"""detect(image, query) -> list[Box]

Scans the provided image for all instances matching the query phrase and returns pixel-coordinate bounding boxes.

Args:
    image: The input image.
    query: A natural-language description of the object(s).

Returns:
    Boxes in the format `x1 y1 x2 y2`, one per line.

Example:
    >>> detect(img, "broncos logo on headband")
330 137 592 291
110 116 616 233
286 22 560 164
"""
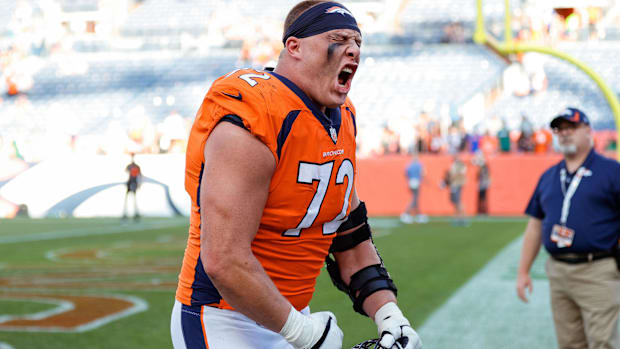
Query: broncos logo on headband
325 6 354 17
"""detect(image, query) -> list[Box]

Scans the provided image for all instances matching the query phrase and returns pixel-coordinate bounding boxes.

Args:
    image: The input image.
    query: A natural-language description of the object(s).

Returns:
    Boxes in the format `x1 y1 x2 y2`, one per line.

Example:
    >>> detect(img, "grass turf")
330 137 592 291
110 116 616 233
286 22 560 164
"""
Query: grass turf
0 217 524 348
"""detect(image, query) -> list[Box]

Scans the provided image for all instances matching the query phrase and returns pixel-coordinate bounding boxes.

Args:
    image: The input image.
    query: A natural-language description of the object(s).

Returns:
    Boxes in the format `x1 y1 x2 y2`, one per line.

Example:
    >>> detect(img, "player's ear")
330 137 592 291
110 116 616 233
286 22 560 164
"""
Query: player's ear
284 37 302 59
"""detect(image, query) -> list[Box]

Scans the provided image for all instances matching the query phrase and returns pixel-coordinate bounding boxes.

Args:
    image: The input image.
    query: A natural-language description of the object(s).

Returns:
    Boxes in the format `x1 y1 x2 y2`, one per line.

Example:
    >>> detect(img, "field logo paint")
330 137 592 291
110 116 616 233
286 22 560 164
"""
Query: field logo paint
0 294 148 332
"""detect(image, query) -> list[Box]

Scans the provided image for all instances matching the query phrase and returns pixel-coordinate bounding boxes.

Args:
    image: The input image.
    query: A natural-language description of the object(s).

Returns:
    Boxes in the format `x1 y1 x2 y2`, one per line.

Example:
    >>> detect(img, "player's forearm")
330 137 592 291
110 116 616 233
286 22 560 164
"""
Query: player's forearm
202 250 291 333
334 239 380 284
518 220 543 275
361 289 397 320
334 239 396 318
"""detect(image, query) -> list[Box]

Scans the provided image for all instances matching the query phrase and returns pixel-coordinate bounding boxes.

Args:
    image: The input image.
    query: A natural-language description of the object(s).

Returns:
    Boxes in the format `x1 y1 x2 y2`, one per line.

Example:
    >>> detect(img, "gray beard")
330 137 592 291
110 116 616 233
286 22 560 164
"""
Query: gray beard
557 144 577 155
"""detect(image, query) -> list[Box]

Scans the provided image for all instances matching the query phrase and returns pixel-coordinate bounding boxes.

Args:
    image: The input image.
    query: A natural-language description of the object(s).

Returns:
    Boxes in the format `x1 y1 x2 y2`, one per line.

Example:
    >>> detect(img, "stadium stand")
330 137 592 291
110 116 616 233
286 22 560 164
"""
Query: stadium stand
121 0 213 36
561 42 620 92
0 0 619 163
399 0 520 43
350 44 506 129
1 50 238 138
0 0 16 35
57 0 98 12
486 44 620 131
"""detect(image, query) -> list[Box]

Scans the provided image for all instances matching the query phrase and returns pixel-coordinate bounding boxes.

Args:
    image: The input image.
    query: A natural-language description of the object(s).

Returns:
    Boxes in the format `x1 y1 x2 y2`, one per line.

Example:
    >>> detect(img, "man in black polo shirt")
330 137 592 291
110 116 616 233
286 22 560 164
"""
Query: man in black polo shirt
516 107 620 349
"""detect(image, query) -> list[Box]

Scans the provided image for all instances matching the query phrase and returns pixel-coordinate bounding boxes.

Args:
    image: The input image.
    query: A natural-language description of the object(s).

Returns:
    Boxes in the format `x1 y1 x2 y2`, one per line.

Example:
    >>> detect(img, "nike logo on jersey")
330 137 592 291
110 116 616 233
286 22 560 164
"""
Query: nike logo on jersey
222 91 242 101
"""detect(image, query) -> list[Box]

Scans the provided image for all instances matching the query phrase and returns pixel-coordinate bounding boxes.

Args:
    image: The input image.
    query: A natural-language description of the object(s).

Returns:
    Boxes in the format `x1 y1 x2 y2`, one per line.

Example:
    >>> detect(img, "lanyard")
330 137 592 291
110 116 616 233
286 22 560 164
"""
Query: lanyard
559 167 586 226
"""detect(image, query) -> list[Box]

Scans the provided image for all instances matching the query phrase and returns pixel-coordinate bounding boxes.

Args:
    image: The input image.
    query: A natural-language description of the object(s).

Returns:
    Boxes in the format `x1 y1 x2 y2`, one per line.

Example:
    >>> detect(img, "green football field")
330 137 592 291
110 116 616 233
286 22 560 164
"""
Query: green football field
0 216 526 348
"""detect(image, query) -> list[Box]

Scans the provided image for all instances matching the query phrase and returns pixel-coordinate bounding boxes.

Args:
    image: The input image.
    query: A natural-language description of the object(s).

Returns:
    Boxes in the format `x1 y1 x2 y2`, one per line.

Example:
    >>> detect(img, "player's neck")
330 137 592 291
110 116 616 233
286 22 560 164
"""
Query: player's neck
564 146 591 173
273 64 326 113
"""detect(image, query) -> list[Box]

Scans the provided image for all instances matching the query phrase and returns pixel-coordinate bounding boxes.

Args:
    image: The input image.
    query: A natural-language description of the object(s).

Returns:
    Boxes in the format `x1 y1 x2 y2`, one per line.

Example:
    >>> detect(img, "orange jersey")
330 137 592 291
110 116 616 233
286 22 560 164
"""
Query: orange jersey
176 69 358 311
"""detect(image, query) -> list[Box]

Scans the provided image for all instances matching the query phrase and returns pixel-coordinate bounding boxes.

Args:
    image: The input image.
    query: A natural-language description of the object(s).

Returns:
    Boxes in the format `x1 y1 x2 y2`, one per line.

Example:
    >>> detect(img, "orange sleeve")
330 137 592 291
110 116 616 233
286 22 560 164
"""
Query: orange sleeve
199 71 279 162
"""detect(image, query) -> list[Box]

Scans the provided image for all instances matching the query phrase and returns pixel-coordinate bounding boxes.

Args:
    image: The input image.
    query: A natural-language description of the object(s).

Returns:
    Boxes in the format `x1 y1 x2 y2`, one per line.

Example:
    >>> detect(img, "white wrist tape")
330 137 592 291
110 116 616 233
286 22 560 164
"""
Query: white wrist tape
374 302 404 326
279 306 312 348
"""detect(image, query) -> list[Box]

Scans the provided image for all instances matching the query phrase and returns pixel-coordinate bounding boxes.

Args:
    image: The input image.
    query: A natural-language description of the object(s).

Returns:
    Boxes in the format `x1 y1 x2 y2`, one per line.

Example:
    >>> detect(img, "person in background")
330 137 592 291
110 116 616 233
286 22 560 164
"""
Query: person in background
472 151 490 215
444 153 467 226
533 126 552 154
516 107 620 349
518 114 535 152
497 121 511 153
401 153 427 224
122 153 142 221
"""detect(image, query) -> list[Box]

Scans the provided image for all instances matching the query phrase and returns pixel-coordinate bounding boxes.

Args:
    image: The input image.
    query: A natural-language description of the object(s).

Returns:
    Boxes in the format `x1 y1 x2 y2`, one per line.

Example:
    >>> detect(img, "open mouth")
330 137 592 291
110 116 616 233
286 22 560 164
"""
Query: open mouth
337 64 357 87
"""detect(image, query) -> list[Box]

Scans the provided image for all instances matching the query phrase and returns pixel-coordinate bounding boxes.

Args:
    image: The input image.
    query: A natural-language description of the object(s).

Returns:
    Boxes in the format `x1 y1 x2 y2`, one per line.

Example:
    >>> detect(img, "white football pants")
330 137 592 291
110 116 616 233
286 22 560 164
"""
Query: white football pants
170 300 309 349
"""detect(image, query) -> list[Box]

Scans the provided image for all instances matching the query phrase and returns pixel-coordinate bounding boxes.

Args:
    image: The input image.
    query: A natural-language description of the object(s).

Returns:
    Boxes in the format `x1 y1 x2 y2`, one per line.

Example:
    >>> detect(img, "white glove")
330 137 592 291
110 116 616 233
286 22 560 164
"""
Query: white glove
279 306 343 349
374 302 422 349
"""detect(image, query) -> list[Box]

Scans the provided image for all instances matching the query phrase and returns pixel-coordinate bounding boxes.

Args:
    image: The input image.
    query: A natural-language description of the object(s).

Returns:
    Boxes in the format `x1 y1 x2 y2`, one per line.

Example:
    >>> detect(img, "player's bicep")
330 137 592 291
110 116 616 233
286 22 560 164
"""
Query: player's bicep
200 121 276 255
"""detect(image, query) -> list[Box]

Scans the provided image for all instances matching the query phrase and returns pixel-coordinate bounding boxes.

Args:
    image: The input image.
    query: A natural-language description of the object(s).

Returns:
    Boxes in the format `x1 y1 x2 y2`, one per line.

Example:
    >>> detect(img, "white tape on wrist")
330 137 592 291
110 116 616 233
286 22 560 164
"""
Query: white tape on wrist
279 306 312 348
374 302 403 326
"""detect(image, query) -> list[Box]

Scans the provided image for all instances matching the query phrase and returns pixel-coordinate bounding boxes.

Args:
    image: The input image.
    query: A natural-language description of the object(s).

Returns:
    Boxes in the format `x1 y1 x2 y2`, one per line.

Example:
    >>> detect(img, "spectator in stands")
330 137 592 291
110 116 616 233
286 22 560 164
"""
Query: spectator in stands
497 121 511 153
429 123 443 154
441 22 465 43
533 126 552 154
122 153 142 221
401 153 427 224
520 114 534 137
518 115 535 152
415 120 429 153
479 130 498 155
468 127 481 154
516 107 620 349
605 138 617 152
446 125 462 154
457 123 468 152
517 131 535 152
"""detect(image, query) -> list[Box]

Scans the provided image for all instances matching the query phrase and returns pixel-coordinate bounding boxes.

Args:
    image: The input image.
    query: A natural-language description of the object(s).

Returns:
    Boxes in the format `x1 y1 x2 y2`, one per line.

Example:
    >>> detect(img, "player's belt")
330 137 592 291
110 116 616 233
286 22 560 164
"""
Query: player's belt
551 250 613 264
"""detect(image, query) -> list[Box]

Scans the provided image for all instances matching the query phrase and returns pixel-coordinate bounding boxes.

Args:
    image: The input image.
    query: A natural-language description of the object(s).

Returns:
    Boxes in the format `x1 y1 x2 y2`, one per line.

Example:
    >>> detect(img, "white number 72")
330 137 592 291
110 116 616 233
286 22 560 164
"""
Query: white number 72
283 160 354 237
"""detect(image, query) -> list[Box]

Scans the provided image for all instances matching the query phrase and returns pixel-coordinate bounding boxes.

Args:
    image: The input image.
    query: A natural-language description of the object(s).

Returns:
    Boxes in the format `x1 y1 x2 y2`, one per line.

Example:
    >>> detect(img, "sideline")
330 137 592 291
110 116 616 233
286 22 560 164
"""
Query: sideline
418 236 556 348
0 217 188 244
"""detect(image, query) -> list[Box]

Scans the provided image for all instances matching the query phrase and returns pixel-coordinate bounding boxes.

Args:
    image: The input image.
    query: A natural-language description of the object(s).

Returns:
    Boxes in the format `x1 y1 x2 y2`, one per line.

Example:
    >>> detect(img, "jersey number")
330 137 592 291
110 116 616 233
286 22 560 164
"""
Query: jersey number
225 69 271 87
239 73 270 87
283 159 354 237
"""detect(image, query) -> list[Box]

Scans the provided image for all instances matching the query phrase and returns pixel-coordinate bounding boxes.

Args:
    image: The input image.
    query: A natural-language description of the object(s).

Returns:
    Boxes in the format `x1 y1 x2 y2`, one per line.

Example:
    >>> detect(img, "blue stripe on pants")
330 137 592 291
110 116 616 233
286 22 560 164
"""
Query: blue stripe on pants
181 304 207 349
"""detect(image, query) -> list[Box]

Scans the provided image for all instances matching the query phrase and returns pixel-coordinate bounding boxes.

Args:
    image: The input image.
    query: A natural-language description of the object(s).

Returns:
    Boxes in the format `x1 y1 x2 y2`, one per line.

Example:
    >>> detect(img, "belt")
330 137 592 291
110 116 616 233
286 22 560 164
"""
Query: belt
551 251 614 264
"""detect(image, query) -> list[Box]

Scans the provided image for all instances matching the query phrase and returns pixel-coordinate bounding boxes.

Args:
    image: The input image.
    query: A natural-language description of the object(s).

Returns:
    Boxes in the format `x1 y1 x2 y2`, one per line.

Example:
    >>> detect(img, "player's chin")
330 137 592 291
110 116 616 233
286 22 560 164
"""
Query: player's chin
325 88 348 107
324 95 347 109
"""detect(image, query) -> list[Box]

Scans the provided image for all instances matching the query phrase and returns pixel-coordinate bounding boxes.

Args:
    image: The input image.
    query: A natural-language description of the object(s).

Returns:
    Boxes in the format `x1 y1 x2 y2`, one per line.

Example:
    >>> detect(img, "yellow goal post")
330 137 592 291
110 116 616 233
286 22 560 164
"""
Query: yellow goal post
474 0 620 159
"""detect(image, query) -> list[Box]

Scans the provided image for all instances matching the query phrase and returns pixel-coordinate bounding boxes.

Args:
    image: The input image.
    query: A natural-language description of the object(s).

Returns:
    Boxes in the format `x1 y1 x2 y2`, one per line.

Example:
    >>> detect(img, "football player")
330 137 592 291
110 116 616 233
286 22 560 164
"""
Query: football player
171 1 422 348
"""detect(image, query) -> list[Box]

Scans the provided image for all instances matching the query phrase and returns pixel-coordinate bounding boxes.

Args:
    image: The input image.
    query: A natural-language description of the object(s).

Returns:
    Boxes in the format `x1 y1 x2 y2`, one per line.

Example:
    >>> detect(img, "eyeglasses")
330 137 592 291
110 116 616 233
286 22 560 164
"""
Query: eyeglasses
552 123 583 134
